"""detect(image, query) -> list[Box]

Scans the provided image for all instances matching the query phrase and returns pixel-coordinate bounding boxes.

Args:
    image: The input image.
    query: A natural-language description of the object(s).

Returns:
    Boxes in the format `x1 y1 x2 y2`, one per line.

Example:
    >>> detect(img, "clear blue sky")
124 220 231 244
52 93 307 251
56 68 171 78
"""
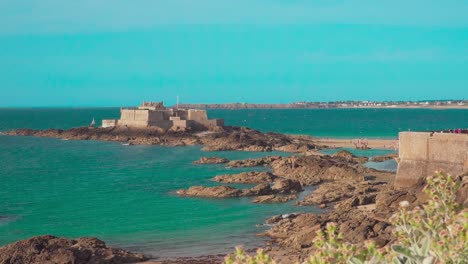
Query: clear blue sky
0 0 467 106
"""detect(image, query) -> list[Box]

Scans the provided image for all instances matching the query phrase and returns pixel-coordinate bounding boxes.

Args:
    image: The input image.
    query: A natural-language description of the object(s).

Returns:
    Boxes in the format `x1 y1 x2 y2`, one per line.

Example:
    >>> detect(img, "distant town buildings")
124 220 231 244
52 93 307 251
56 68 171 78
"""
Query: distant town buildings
102 102 224 131
177 100 467 109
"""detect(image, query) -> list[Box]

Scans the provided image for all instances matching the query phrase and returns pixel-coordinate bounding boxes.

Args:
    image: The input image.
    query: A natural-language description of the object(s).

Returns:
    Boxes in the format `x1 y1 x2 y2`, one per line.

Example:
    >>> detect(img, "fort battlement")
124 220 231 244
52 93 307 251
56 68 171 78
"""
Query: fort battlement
395 132 468 188
102 102 224 131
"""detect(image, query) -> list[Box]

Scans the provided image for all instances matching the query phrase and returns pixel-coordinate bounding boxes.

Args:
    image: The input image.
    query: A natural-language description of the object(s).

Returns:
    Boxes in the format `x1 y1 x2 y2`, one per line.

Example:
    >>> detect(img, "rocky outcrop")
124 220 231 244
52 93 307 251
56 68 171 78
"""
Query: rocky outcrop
218 154 393 187
0 235 146 264
226 156 282 168
6 127 201 147
295 181 386 208
211 171 277 184
6 126 323 154
199 127 321 153
176 186 243 198
193 157 229 164
263 204 395 253
252 195 298 204
274 144 316 153
272 179 303 194
200 127 289 152
261 178 438 257
177 178 303 199
243 183 273 196
371 154 398 162
270 155 365 186
332 150 369 163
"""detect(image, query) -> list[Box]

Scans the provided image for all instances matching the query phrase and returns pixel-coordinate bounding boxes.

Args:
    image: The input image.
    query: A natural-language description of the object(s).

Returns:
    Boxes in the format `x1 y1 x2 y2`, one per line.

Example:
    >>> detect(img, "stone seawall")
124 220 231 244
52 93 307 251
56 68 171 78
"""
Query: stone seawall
395 132 468 188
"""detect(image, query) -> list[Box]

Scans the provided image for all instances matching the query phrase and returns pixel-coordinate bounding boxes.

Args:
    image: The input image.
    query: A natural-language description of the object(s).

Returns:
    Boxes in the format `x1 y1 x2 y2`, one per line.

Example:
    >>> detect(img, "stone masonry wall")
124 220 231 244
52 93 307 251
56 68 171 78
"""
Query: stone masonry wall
395 132 468 188
102 119 117 128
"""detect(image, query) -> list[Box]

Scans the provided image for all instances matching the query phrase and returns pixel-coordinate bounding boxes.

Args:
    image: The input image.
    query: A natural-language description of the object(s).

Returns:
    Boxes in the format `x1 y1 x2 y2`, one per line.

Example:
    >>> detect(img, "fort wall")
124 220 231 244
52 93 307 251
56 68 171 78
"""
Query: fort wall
102 119 117 128
395 132 468 188
101 102 224 130
188 110 209 123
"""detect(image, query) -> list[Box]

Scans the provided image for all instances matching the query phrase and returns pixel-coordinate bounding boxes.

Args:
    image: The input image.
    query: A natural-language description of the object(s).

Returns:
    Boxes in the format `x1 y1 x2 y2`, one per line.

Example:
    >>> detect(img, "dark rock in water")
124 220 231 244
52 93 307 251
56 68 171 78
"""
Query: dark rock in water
332 150 369 163
176 186 243 198
176 178 303 199
0 235 147 264
243 183 273 196
371 154 398 162
193 157 229 164
211 171 277 184
226 156 282 168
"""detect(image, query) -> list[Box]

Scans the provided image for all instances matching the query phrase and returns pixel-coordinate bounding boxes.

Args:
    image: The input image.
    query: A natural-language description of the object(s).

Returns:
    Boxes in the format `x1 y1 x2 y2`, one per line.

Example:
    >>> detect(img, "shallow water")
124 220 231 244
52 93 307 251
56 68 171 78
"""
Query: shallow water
0 108 465 256
0 135 318 256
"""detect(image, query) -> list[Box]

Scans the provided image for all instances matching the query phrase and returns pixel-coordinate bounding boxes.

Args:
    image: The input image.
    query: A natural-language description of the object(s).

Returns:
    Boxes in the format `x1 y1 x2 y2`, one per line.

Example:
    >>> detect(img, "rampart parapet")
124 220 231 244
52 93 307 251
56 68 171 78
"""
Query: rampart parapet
395 132 468 188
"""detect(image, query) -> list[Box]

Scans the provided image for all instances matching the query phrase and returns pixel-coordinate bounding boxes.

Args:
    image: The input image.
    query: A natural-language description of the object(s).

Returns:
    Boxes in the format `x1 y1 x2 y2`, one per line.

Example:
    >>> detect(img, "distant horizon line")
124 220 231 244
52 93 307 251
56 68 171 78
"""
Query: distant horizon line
0 99 466 108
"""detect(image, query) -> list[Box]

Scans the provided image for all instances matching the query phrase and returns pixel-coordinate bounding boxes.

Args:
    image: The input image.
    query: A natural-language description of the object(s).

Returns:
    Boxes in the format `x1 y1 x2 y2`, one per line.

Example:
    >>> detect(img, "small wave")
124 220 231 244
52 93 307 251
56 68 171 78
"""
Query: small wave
0 215 19 226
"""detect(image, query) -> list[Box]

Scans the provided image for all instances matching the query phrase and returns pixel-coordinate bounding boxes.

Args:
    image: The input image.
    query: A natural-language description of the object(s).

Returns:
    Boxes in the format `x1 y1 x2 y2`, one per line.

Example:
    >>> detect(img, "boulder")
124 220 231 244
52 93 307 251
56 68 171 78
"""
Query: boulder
332 150 369 163
243 183 273 196
211 171 277 184
226 156 282 168
272 179 303 194
176 186 243 198
200 127 293 152
371 154 398 162
193 157 229 164
0 235 146 264
296 181 386 207
270 155 365 186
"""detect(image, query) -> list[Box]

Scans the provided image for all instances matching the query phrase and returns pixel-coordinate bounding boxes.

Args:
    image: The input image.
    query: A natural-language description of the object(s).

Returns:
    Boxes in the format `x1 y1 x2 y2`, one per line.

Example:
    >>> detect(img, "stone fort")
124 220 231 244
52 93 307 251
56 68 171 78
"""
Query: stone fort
395 132 468 188
102 101 224 130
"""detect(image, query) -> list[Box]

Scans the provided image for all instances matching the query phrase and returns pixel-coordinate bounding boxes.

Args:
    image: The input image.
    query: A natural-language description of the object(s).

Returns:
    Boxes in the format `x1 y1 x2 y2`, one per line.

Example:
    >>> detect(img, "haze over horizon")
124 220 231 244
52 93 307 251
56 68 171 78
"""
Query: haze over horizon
1 1 467 107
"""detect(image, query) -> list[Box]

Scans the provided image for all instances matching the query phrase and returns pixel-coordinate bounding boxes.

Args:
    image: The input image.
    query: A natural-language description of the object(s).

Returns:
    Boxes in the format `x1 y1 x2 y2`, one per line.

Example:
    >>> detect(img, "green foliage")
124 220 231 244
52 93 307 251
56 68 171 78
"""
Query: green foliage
305 223 385 264
225 246 276 264
390 172 467 264
225 172 467 264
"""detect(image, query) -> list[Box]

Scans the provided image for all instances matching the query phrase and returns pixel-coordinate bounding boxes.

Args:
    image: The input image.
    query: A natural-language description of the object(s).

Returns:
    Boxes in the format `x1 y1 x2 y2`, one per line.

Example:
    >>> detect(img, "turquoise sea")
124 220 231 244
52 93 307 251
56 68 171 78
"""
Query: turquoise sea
0 108 466 138
0 108 466 257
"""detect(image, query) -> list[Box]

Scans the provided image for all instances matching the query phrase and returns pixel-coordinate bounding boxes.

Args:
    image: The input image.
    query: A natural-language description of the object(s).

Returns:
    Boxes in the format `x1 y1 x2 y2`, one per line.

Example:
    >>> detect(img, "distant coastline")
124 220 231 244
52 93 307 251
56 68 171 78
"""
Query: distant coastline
176 101 468 110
